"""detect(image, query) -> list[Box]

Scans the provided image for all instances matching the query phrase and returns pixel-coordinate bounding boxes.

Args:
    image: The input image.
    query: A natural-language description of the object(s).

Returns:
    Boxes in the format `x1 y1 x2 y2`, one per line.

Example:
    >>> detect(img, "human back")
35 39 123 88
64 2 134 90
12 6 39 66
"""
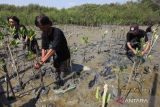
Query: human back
126 28 147 51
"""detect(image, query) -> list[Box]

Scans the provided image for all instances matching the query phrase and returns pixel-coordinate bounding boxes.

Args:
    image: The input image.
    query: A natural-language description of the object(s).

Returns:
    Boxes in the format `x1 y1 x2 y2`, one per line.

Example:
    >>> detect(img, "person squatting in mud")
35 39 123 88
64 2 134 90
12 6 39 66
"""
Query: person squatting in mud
7 16 39 53
125 24 150 63
34 15 71 89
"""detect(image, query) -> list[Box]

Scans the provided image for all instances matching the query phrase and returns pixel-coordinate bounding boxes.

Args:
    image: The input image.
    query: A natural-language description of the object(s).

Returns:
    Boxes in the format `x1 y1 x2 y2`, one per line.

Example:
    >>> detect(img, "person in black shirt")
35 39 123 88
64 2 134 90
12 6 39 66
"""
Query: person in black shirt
125 24 150 62
7 16 39 53
34 15 70 86
8 16 27 40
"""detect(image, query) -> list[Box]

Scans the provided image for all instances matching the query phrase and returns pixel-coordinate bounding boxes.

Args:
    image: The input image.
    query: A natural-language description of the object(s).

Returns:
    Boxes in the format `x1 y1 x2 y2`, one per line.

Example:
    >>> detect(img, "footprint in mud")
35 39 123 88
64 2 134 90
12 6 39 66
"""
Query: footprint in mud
80 71 90 80
100 66 112 77
88 73 99 89
105 74 116 80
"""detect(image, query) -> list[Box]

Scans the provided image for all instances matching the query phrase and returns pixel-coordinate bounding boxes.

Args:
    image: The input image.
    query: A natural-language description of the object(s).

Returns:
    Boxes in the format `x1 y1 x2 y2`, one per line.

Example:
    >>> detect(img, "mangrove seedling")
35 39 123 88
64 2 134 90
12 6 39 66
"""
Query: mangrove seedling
81 36 89 62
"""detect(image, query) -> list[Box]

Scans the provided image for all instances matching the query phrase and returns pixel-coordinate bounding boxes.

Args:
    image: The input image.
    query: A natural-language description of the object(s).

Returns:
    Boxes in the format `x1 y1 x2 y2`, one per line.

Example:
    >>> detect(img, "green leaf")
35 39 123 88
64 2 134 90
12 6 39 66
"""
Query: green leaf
9 27 16 36
106 93 111 103
10 39 20 47
81 36 89 44
0 59 4 65
95 87 100 100
135 48 141 56
19 27 27 37
26 51 36 61
27 29 36 41
0 32 4 40
147 55 154 60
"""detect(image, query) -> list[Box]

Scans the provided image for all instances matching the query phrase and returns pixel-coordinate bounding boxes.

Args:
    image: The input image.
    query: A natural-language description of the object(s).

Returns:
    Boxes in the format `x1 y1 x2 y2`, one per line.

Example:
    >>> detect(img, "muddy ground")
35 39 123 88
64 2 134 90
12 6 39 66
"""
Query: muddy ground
0 25 160 107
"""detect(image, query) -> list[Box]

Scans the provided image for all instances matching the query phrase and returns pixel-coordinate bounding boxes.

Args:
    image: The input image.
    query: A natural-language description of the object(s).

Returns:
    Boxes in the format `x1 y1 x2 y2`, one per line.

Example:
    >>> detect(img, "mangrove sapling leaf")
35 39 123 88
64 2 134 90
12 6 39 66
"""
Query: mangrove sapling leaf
0 32 4 40
25 28 37 52
147 55 154 63
1 27 8 36
143 44 146 49
10 39 20 47
119 65 127 72
20 27 26 35
0 42 3 49
27 29 36 41
0 22 25 89
26 51 36 61
18 27 27 38
134 37 146 57
135 48 141 56
0 27 6 48
0 21 10 34
70 47 78 55
80 36 89 62
8 26 17 36
80 36 89 45
0 59 5 66
106 93 111 103
140 37 145 49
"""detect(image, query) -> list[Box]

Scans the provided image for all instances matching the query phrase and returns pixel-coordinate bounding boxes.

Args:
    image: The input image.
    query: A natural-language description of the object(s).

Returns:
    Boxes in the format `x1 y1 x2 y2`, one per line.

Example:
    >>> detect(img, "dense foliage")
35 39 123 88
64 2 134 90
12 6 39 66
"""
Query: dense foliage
0 0 159 25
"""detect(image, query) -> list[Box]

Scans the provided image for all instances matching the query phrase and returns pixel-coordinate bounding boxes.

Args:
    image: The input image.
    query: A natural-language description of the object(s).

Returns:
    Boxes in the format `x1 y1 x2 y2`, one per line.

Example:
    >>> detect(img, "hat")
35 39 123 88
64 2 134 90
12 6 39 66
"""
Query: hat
129 24 139 34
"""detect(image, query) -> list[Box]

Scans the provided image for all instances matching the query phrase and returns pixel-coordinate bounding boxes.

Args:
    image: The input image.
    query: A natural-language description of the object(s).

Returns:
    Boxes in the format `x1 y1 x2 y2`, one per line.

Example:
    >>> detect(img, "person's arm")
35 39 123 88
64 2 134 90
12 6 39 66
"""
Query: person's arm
126 32 136 54
141 41 150 55
41 49 55 63
41 49 47 60
41 28 62 63
40 34 48 64
127 42 137 54
141 31 150 55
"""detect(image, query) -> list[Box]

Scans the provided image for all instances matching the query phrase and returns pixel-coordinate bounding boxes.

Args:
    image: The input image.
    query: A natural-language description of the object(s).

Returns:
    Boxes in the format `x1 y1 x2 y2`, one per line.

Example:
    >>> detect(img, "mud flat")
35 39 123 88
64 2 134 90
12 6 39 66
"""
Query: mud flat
0 25 160 107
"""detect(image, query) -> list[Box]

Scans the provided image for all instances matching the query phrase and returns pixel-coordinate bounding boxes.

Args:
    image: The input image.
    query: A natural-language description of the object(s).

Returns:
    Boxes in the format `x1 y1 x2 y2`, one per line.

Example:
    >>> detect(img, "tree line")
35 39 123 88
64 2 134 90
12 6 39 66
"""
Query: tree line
0 0 159 26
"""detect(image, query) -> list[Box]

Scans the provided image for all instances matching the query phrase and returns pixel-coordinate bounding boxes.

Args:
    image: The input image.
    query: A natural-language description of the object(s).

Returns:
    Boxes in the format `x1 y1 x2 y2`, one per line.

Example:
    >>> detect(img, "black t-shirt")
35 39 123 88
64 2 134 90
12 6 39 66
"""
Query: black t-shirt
126 29 148 50
41 27 70 62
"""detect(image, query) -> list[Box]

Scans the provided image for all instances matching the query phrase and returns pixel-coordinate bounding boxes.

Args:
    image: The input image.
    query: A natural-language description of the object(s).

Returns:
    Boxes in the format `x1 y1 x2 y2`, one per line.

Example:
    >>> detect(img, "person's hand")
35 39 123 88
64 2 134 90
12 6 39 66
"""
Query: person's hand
34 61 43 69
141 51 145 56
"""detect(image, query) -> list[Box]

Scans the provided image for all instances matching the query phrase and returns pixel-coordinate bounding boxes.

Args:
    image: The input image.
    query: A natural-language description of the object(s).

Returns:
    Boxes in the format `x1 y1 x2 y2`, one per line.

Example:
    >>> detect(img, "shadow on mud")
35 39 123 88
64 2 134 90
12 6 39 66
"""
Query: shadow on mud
148 72 159 107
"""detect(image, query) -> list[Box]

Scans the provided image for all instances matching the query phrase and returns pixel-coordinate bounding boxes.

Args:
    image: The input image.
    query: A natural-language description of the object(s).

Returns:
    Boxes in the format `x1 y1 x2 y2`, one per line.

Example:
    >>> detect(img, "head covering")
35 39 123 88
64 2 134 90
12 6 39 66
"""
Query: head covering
129 24 139 34
35 14 52 26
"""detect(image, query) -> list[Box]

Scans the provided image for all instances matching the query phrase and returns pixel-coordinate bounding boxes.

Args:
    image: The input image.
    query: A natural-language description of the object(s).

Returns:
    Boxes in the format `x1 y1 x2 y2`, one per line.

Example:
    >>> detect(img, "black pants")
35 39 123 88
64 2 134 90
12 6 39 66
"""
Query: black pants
54 59 70 80
126 50 135 63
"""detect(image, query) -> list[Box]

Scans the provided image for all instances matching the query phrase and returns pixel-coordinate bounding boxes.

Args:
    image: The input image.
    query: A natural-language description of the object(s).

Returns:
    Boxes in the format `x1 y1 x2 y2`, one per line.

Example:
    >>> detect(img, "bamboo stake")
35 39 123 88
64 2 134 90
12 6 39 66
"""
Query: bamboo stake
102 84 108 107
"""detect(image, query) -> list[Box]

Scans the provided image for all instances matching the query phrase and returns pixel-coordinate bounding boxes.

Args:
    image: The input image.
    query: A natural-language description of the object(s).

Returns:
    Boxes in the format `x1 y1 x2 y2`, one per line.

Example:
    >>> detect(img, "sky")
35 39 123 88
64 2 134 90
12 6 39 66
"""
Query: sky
0 0 137 9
